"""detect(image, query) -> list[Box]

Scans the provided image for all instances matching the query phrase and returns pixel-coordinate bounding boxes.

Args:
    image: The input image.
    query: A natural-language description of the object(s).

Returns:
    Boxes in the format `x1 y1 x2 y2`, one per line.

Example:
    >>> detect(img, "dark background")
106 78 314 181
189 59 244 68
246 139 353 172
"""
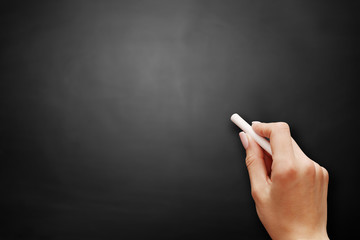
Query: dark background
1 0 358 239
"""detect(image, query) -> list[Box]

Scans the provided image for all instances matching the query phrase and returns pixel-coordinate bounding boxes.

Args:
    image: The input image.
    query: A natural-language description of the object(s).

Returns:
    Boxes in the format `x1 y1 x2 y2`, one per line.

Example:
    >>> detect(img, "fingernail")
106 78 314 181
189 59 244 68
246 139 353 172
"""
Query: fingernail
252 121 261 126
239 132 249 149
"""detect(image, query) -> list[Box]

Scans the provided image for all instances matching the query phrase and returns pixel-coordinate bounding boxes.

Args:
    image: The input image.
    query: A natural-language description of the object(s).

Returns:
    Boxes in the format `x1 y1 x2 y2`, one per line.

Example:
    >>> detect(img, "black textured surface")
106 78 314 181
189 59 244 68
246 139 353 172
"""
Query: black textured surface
1 1 358 239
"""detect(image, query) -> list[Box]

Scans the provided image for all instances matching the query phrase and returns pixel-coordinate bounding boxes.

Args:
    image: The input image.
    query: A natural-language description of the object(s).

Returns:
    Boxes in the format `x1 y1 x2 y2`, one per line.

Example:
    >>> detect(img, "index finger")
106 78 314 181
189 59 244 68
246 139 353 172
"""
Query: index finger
251 122 295 163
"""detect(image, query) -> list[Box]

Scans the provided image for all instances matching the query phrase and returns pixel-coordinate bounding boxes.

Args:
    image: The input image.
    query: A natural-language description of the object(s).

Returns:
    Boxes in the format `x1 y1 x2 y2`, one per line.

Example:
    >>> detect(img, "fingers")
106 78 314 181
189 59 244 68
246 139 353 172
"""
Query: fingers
252 122 295 164
240 132 269 192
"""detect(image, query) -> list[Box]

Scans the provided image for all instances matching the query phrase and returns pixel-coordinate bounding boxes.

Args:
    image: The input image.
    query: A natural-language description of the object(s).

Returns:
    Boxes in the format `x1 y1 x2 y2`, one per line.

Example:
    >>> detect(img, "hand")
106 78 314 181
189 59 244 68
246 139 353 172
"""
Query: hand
239 122 329 240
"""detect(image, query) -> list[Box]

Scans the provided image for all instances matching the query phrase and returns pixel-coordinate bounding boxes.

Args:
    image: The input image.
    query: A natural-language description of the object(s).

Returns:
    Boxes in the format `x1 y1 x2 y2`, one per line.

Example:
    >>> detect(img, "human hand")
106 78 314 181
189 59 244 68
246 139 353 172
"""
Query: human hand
239 122 329 240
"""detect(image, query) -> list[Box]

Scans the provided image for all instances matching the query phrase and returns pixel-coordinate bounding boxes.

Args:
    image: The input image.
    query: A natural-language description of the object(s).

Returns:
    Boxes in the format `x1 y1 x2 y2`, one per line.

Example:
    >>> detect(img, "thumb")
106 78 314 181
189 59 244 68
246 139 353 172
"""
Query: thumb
239 132 268 192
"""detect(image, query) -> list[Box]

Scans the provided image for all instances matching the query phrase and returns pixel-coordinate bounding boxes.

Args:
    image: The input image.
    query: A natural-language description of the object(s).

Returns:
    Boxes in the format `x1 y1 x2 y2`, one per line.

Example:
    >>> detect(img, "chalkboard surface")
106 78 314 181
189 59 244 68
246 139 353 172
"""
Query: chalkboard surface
1 1 358 239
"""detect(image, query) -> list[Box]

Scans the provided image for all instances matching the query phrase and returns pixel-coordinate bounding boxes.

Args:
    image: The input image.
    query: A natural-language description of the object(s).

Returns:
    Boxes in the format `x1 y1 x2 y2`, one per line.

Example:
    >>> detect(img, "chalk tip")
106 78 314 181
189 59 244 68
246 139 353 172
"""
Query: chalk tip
230 113 239 122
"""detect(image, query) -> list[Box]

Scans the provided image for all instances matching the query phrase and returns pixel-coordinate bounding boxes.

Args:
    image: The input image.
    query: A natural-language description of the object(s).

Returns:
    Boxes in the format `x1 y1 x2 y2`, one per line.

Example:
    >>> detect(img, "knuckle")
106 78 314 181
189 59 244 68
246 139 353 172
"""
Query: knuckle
322 167 329 182
274 163 298 181
283 165 297 178
274 122 290 132
251 187 263 202
245 153 257 169
303 161 316 177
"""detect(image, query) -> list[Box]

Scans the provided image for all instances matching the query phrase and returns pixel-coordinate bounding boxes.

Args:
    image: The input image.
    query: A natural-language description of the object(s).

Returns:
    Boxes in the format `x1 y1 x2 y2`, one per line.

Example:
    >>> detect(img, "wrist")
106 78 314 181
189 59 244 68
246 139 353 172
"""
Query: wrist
273 228 329 240
279 232 329 240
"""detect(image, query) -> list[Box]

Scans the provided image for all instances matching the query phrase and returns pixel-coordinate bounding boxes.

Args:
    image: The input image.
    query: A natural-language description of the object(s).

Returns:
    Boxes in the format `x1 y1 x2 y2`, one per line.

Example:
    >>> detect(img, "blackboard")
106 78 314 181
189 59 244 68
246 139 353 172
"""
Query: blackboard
1 1 358 239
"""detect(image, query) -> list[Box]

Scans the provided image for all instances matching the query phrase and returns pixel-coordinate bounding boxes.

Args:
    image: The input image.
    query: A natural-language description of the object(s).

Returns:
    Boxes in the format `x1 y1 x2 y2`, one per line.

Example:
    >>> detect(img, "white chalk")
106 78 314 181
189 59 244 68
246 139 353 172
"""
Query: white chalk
230 113 272 155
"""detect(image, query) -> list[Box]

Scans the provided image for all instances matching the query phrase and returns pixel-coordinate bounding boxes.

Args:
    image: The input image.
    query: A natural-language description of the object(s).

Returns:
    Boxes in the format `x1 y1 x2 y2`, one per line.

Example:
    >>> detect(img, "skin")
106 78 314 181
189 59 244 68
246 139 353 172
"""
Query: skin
239 122 329 240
